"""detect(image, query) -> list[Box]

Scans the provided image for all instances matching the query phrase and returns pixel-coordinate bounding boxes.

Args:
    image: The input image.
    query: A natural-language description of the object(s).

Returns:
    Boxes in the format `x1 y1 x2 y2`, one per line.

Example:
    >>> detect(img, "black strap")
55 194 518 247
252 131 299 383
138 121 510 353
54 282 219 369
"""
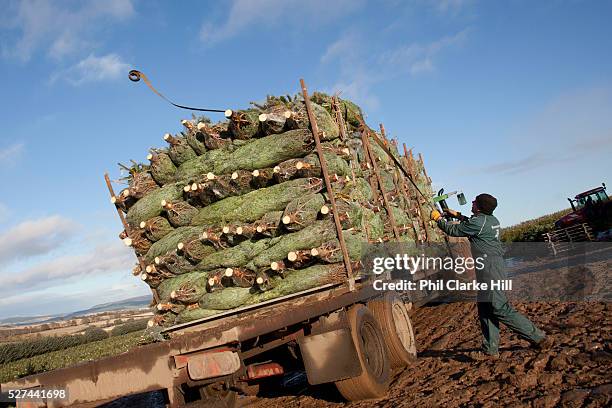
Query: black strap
128 70 226 113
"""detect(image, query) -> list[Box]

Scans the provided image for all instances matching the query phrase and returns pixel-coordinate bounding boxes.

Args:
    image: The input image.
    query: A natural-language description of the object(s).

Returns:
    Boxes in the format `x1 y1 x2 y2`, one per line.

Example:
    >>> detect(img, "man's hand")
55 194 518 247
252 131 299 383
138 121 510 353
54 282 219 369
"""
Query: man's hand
444 208 460 218
430 209 442 221
444 208 469 221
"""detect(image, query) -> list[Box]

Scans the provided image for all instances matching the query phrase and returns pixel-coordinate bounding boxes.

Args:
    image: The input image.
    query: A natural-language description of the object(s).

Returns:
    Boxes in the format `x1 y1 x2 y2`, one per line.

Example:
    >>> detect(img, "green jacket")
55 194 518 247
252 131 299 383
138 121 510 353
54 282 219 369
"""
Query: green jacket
437 213 505 297
437 213 503 258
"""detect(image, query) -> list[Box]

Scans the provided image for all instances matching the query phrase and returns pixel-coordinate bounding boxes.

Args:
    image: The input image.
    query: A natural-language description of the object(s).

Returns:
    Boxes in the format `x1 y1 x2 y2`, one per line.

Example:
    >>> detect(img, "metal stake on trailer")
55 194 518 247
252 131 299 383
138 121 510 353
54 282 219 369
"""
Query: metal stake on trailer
300 79 355 291
104 173 160 303
331 96 370 242
379 123 420 242
360 130 401 240
331 96 358 185
402 144 428 242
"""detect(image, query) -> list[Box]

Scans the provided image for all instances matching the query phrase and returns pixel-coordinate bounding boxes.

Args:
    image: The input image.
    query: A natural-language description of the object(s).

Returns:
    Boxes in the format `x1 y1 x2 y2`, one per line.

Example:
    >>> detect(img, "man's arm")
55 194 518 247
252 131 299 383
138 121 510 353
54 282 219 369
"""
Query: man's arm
436 216 483 238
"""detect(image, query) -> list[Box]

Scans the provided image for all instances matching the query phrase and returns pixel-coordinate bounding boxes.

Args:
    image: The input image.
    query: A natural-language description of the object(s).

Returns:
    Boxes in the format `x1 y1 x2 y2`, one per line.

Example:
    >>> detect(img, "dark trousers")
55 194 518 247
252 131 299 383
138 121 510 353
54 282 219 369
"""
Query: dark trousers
477 298 545 354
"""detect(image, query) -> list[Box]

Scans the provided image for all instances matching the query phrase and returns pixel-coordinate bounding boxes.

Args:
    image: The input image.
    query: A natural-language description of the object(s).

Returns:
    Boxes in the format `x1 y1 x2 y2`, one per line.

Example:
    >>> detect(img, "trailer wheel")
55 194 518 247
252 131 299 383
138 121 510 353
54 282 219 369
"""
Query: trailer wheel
197 382 237 408
335 304 391 401
368 292 416 368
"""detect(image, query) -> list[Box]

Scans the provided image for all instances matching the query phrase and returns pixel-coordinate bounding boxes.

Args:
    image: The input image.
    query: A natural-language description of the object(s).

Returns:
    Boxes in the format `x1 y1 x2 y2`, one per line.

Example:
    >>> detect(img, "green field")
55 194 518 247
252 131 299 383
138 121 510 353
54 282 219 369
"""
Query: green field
501 208 571 242
0 331 142 384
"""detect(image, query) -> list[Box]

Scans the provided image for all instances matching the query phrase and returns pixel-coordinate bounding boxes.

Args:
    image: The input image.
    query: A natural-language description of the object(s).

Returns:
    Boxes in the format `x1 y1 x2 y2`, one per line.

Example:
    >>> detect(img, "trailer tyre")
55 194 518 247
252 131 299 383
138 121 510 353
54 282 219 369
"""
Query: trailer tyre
335 304 391 401
368 292 416 368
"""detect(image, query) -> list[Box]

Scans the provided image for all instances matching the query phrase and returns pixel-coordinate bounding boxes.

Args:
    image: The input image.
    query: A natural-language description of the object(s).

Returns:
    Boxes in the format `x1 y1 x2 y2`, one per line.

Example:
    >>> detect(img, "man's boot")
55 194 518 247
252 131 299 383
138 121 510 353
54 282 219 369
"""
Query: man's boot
531 336 554 350
469 350 500 361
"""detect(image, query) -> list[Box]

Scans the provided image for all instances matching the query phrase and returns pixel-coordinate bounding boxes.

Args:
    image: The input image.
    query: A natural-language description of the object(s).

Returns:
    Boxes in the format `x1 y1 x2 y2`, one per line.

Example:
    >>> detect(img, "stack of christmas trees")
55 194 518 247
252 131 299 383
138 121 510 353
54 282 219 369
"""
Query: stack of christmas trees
111 92 440 328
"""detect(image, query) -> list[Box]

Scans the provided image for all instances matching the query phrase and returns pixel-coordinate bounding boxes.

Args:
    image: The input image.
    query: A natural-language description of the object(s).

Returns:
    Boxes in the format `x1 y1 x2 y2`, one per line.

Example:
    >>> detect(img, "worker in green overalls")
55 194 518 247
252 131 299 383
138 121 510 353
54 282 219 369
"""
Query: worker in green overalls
430 193 553 358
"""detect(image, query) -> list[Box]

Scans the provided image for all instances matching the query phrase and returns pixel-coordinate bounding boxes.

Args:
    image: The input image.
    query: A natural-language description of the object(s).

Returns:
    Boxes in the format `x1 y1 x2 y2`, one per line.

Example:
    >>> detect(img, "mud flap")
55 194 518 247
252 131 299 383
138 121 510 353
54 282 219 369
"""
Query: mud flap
298 328 362 385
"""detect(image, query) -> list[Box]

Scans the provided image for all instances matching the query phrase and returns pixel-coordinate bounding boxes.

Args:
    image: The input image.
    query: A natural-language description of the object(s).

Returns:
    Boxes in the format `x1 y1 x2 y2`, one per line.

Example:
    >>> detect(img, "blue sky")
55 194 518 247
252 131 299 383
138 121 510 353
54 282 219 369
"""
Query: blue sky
0 0 610 318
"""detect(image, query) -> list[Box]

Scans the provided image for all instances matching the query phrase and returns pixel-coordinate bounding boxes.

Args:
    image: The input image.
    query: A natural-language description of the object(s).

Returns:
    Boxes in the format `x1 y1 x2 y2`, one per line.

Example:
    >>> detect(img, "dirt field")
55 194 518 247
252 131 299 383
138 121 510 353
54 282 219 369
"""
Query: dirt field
247 300 611 408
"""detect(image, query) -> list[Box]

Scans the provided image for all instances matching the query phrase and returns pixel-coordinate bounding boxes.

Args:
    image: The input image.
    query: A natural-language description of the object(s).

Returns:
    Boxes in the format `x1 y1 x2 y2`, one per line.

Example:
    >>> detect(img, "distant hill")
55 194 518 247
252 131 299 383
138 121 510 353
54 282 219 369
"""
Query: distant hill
0 295 151 326
64 295 152 319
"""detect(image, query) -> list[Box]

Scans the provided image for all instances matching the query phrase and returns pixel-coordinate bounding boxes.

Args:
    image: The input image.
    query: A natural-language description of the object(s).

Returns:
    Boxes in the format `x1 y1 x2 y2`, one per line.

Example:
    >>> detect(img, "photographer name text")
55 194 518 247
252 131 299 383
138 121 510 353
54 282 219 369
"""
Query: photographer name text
373 279 513 291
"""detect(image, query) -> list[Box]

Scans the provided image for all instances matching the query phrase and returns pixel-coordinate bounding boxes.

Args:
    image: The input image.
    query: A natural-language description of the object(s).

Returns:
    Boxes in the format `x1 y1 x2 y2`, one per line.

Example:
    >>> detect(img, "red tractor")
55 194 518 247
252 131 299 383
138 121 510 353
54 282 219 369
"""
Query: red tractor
552 183 612 242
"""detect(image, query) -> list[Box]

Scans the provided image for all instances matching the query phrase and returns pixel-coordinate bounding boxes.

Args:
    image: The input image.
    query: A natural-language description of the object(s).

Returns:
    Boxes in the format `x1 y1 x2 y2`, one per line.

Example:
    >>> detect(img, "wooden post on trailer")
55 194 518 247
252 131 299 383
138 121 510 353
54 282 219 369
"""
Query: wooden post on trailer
300 79 355 291
104 173 160 303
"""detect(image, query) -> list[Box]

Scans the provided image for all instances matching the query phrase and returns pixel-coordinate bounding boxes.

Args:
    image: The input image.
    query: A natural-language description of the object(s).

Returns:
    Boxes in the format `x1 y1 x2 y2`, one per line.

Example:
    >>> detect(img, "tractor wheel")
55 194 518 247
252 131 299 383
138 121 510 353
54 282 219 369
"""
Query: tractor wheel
368 292 417 368
335 304 391 401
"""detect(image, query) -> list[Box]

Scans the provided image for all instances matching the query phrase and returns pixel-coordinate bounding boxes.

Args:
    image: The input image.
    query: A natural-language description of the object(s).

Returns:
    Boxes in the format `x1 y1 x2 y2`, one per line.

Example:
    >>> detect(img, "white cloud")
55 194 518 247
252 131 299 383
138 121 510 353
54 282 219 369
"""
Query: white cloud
330 75 382 111
379 29 469 75
0 215 79 264
1 0 134 61
320 33 360 64
0 203 9 223
0 241 134 295
465 86 612 175
0 142 25 165
431 0 471 13
200 0 365 45
321 29 469 111
50 53 130 86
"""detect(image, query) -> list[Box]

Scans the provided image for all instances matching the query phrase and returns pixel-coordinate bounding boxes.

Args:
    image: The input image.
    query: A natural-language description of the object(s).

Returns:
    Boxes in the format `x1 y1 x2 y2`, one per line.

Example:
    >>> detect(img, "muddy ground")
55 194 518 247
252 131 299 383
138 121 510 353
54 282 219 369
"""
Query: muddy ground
246 300 611 408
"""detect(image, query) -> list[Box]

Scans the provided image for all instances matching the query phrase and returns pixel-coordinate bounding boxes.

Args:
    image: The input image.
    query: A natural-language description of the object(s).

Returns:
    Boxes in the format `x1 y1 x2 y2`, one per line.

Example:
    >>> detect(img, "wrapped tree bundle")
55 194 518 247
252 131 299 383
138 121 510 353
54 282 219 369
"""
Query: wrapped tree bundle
310 231 365 263
252 211 283 237
156 271 209 301
124 227 152 256
311 92 363 128
175 128 321 181
181 120 208 155
140 216 174 242
228 109 261 139
164 134 197 165
248 220 338 268
196 238 272 271
156 302 186 315
174 306 220 324
144 225 202 262
197 122 233 150
273 151 350 183
126 182 183 227
153 251 197 275
148 151 177 185
281 193 326 231
178 237 216 263
247 264 346 304
163 200 198 227
128 171 159 199
191 177 323 226
199 286 254 310
288 100 339 140
258 106 291 135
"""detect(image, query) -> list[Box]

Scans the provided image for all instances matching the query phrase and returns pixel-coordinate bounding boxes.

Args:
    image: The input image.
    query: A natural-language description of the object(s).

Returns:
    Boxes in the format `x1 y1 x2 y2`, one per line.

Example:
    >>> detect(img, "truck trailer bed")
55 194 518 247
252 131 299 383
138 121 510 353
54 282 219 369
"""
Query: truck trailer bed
1 279 377 407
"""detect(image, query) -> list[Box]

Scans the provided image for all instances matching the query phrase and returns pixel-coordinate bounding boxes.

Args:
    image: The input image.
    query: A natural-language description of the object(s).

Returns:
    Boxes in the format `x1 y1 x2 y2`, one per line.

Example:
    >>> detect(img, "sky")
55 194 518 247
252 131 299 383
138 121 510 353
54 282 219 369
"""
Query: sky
0 0 610 318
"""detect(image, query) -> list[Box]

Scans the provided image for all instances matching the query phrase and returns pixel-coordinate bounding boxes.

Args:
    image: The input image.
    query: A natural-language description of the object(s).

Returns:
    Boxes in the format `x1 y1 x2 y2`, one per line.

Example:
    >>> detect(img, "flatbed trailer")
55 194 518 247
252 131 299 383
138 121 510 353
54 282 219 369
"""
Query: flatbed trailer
1 276 419 407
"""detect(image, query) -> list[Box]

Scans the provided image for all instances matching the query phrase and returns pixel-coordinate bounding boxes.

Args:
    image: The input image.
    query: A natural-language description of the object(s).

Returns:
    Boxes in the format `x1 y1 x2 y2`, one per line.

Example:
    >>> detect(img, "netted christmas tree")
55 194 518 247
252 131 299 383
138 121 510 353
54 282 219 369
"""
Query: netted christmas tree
111 92 441 328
